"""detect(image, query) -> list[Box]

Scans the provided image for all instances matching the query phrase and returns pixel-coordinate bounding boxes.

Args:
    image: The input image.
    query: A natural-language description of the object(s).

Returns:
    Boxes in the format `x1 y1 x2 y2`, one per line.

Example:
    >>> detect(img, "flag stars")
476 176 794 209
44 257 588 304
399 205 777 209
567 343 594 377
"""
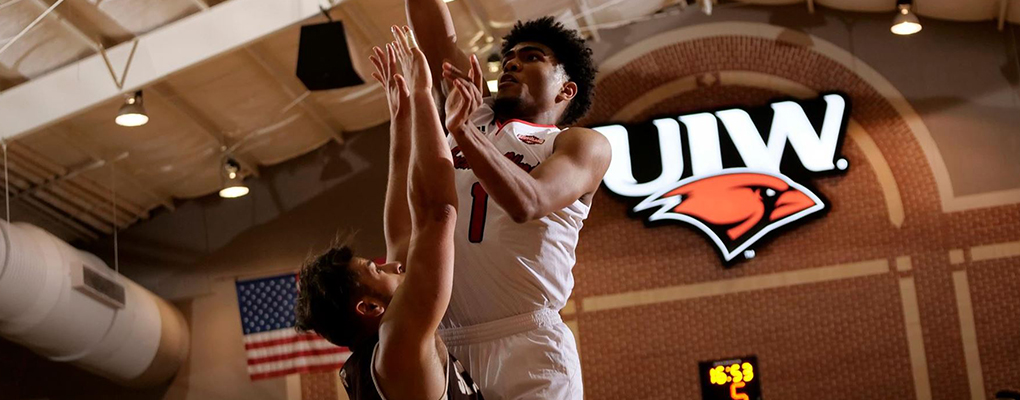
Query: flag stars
236 274 302 335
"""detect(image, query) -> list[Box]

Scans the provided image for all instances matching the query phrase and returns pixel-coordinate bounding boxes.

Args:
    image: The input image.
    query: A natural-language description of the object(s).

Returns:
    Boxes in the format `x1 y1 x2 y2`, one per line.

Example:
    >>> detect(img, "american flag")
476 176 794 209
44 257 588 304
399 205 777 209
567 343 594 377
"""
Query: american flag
236 273 351 380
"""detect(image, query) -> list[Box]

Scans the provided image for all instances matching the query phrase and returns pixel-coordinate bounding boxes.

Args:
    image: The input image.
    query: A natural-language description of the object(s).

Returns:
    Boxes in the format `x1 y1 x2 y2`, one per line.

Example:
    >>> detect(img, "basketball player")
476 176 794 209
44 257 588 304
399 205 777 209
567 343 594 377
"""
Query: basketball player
404 1 612 398
295 28 485 399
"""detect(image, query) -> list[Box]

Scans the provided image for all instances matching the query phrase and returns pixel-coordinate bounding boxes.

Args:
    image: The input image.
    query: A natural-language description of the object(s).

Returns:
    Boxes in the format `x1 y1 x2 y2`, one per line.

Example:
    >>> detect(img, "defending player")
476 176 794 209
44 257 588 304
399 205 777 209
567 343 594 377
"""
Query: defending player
294 28 485 400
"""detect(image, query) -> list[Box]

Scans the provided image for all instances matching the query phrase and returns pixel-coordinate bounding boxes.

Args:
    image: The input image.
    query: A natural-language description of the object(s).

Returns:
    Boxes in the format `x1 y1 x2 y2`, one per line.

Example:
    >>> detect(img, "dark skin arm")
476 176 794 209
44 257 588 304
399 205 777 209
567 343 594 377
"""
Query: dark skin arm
404 0 490 111
452 122 611 222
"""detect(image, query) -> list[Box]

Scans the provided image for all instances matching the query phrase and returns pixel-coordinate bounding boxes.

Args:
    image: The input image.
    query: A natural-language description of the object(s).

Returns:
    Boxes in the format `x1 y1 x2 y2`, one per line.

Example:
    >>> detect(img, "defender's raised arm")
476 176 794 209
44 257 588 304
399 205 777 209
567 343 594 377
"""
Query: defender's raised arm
373 26 461 400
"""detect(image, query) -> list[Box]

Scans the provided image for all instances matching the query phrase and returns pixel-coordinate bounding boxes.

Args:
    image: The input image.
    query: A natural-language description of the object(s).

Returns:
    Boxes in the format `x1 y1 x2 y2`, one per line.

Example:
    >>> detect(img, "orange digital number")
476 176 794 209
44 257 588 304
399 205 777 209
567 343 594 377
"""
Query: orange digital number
730 381 749 400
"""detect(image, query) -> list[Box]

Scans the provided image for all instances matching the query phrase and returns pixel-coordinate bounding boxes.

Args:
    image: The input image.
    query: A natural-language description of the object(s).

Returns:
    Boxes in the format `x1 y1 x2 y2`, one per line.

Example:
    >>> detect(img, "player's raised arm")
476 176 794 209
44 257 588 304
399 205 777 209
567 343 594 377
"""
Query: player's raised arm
373 27 459 400
370 44 413 265
404 0 488 105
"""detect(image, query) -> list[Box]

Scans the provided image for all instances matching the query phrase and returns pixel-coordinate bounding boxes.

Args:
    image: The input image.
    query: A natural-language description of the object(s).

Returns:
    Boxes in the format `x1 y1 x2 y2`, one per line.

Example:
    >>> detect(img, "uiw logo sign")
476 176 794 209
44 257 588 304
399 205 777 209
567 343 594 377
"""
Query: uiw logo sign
594 94 851 264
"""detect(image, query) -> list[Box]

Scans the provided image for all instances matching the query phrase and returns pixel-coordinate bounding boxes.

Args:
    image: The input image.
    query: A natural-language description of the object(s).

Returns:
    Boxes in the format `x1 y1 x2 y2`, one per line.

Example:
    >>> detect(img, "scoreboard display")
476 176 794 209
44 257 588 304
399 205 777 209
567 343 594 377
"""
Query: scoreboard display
699 356 761 400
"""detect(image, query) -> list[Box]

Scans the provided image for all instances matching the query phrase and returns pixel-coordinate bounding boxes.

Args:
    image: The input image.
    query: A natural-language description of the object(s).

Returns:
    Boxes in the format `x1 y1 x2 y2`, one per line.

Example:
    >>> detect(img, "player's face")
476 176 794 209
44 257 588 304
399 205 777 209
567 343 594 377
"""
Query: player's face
351 257 405 301
495 42 568 113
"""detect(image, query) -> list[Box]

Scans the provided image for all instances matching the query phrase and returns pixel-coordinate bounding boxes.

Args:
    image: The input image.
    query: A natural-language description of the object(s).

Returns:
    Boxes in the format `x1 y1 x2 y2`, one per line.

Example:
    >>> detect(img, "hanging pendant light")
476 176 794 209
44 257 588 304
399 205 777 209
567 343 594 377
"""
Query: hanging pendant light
891 2 922 36
115 90 149 127
487 53 501 74
700 0 712 16
219 158 249 198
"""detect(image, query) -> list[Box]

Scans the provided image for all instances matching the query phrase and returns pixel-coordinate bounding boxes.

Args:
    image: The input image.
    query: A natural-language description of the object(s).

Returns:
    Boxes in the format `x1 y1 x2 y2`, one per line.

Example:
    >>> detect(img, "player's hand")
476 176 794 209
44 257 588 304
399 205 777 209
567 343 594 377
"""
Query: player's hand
445 78 481 137
370 43 410 117
391 25 431 93
443 55 484 134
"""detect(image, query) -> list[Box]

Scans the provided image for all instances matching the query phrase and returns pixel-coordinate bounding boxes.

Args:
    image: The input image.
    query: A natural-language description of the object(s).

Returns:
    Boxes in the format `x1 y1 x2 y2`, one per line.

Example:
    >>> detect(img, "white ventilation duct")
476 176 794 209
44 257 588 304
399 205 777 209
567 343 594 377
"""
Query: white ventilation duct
0 222 188 387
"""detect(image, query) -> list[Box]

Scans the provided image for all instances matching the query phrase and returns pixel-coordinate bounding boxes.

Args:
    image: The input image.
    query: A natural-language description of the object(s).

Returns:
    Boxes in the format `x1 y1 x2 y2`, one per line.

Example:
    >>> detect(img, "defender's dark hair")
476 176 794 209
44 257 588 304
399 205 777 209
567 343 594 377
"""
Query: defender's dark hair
501 16 597 126
294 240 366 347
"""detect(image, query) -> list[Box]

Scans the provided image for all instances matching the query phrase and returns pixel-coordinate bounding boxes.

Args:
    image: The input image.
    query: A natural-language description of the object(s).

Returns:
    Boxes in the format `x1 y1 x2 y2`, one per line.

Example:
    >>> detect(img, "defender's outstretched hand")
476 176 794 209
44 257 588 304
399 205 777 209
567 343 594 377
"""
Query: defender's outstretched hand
443 54 484 134
391 25 432 93
370 43 410 118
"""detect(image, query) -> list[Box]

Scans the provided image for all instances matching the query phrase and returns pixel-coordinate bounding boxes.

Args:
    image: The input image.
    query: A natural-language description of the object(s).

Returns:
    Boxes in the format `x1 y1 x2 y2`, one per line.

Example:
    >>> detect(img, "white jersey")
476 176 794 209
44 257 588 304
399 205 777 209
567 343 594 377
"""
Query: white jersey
442 100 591 328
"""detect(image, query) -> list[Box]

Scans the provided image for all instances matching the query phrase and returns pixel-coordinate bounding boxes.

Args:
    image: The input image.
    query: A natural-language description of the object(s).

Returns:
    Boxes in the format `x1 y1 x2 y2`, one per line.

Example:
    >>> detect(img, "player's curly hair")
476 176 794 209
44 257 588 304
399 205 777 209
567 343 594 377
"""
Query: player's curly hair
501 17 597 126
294 237 368 348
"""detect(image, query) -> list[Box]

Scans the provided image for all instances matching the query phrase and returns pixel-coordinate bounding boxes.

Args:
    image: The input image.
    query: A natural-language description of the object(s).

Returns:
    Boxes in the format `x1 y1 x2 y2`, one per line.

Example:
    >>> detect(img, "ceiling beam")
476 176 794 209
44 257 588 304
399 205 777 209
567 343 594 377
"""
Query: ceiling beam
461 0 509 32
12 155 106 199
32 190 113 234
33 0 123 49
48 125 176 211
0 0 334 140
334 1 390 45
576 0 602 42
242 45 346 144
19 195 99 240
7 142 150 219
0 160 114 233
190 0 210 11
0 75 27 91
1 149 136 228
147 83 262 177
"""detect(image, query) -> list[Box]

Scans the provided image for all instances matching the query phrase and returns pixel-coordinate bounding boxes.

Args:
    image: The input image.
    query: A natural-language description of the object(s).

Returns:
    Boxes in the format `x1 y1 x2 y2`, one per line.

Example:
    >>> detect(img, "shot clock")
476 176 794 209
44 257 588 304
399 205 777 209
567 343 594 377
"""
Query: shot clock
699 356 761 400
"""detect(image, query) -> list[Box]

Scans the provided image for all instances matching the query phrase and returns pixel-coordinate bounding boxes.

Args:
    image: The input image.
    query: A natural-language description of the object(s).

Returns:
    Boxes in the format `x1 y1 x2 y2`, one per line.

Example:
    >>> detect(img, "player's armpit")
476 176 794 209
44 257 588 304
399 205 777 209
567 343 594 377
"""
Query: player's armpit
374 329 446 400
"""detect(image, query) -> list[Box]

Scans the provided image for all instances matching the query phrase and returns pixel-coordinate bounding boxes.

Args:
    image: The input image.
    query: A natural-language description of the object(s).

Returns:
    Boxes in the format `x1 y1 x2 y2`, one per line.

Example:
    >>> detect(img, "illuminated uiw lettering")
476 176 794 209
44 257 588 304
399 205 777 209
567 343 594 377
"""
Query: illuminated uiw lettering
594 93 851 264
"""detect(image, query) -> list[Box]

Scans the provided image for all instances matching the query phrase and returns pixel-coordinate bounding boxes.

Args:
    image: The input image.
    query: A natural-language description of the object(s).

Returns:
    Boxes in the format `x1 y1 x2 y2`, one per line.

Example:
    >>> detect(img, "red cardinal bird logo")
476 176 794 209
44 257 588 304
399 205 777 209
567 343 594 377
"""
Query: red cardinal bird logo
634 169 825 262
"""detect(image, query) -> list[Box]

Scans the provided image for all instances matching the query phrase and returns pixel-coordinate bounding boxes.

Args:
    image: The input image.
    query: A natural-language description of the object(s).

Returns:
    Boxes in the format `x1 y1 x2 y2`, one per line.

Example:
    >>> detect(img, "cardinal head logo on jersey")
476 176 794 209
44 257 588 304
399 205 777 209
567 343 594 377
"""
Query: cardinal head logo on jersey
595 93 851 265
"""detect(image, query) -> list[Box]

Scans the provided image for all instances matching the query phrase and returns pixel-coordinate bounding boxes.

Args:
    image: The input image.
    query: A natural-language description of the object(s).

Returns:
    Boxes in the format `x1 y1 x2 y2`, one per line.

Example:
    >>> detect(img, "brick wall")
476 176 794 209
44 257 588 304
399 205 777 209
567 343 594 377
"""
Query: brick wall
569 33 1020 400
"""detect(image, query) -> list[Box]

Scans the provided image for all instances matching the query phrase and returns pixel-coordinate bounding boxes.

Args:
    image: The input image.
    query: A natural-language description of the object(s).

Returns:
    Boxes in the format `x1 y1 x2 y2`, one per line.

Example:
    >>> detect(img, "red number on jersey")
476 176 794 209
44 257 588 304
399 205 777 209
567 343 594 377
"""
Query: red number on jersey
468 183 488 243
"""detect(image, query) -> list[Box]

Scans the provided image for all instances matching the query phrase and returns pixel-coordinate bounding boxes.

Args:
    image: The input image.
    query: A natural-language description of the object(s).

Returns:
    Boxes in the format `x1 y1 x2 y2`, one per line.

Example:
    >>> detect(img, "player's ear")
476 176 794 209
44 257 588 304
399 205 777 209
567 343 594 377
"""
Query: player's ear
355 299 385 318
557 81 577 102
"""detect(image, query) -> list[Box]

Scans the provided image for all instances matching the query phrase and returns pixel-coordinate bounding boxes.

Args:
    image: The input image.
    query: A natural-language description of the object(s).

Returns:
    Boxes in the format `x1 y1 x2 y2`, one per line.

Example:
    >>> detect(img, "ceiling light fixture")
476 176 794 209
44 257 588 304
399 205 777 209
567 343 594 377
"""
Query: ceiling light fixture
891 1 922 35
699 0 712 16
115 90 149 127
219 158 249 199
487 53 501 74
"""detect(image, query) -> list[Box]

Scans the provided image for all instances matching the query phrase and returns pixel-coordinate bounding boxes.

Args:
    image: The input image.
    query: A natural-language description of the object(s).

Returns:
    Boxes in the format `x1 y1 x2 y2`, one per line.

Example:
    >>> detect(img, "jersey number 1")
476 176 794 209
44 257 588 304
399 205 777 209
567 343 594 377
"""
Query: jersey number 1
468 182 488 243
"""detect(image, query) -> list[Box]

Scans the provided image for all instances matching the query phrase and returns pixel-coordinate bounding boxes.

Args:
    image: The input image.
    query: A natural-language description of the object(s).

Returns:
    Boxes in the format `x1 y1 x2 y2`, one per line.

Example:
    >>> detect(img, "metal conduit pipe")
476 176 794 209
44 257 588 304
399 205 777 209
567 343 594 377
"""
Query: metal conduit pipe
0 222 188 387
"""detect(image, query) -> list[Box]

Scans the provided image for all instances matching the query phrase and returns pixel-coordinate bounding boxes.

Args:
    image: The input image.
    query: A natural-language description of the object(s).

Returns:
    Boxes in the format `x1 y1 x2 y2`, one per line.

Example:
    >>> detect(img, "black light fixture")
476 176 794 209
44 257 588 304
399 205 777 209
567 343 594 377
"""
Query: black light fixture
891 0 922 35
115 90 148 127
296 20 364 91
219 158 249 199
